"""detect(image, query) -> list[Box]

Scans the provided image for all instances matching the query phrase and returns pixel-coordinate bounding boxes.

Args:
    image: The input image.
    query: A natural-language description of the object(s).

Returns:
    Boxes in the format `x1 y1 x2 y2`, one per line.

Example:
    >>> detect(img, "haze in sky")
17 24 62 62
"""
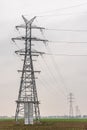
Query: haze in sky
0 0 87 117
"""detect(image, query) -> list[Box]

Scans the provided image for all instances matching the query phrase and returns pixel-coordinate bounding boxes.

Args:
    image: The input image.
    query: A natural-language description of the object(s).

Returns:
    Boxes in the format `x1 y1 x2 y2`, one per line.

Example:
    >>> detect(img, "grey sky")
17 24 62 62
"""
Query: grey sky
0 0 87 117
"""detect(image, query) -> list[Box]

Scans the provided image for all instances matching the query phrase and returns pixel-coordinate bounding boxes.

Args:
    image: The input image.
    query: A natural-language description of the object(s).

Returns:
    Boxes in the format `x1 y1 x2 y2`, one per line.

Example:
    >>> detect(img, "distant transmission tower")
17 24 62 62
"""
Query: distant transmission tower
12 16 48 124
68 92 74 118
76 105 81 117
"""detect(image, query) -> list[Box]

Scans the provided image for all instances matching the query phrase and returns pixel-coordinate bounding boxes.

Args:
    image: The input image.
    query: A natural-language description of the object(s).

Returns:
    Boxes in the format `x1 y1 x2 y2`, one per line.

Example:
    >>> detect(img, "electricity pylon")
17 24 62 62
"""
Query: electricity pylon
12 15 48 124
75 105 81 117
68 92 74 118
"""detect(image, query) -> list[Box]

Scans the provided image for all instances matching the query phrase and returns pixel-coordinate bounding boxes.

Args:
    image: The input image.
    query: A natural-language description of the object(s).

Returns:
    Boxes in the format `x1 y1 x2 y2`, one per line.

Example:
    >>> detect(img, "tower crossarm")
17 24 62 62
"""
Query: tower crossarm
20 54 39 56
16 24 26 29
16 25 45 30
31 37 48 42
12 37 48 42
18 70 41 73
31 51 45 55
15 50 45 55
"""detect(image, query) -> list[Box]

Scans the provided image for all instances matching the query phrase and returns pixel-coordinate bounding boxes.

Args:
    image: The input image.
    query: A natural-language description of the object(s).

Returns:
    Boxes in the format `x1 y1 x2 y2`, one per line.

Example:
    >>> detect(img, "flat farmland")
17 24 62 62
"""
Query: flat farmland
0 119 87 130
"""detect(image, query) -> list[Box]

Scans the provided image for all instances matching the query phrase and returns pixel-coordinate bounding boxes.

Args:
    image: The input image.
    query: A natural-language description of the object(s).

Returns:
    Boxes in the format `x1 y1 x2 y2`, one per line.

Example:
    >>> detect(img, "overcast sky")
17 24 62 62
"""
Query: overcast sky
0 0 87 117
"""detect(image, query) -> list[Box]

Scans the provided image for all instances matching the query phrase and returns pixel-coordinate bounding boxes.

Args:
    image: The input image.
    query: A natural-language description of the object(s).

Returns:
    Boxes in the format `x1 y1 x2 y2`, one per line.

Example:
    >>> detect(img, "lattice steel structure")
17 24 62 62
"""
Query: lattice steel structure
68 92 74 118
12 16 48 124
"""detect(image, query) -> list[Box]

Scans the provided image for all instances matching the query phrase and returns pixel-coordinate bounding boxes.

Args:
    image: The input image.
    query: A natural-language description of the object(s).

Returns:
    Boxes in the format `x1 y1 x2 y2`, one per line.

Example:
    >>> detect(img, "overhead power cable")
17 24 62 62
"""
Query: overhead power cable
48 41 87 44
37 2 87 17
37 12 87 17
46 28 87 32
45 45 69 94
41 55 67 97
25 11 87 19
45 53 87 56
24 2 87 18
37 58 67 97
35 33 67 97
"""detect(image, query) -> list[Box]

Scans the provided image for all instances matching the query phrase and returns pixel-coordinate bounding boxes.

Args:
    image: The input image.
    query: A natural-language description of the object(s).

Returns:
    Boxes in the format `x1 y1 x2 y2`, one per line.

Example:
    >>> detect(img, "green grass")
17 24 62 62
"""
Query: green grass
0 118 15 121
0 118 87 122
40 118 87 122
0 118 87 130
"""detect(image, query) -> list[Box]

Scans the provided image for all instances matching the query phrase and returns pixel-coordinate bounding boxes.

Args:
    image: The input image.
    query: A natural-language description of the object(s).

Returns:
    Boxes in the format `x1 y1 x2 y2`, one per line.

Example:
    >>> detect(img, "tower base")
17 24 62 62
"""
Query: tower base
24 102 33 125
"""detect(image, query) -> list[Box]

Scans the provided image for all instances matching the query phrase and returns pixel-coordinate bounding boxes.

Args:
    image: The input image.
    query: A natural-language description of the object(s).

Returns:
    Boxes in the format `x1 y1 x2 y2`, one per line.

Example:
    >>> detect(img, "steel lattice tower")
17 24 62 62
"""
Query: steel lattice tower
12 16 48 124
68 92 74 118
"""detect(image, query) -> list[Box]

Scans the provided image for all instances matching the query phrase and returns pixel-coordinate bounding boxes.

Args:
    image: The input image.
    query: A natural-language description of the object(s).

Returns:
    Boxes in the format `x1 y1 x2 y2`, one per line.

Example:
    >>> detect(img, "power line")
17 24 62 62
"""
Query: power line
39 23 68 96
37 60 66 97
46 28 87 32
45 45 69 94
37 2 87 17
37 11 87 18
25 11 87 19
48 41 87 44
45 53 87 56
33 42 67 97
34 23 67 97
41 55 67 97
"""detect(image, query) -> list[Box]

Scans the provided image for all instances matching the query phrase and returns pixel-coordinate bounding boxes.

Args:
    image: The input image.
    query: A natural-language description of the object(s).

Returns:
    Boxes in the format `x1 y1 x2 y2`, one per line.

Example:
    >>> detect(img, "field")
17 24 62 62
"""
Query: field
0 118 87 130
